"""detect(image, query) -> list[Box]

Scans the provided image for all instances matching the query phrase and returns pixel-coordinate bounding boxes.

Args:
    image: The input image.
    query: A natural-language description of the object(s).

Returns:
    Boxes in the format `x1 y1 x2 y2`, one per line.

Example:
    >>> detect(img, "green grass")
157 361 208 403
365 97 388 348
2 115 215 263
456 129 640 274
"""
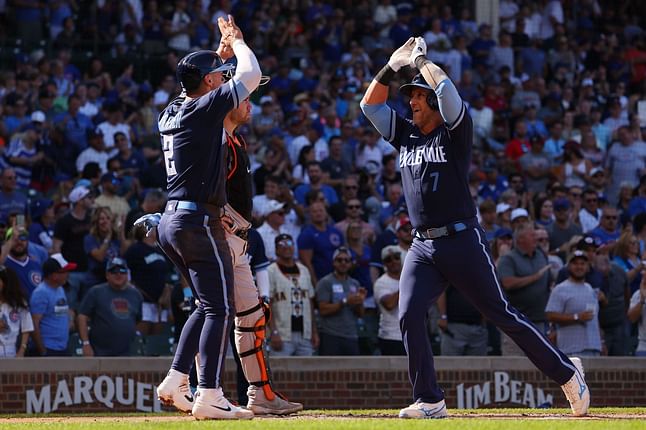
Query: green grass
1 408 644 430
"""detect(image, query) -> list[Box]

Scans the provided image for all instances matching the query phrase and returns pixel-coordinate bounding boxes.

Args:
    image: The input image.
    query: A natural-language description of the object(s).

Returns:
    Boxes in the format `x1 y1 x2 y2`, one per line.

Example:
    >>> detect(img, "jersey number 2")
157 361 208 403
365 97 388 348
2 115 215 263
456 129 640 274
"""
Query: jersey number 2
162 135 177 176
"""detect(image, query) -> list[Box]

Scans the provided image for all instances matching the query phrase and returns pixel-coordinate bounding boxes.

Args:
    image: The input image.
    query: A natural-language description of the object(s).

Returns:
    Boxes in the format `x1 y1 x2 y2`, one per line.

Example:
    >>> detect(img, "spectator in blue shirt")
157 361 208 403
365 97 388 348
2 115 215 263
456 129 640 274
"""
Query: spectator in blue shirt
294 161 339 206
29 254 77 356
53 94 94 152
590 207 621 247
0 168 27 222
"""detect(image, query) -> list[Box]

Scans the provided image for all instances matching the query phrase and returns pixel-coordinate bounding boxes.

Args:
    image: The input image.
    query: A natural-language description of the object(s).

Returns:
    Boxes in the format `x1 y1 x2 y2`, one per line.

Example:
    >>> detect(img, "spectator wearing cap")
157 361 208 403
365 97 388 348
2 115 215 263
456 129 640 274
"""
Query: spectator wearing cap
257 200 293 262
52 94 94 152
496 202 513 230
77 258 143 356
478 159 508 202
76 128 115 174
267 233 318 356
95 172 130 219
297 201 344 285
587 167 607 198
578 189 602 233
547 198 582 261
4 122 45 190
124 223 172 336
315 247 366 356
1 227 44 300
628 273 646 356
589 206 621 248
28 199 55 252
546 250 603 357
519 136 552 193
29 254 76 357
0 265 34 358
606 126 646 205
294 161 339 206
53 186 93 300
373 245 405 356
0 168 27 223
522 103 549 140
510 207 530 229
497 223 553 355
479 200 499 242
492 228 513 264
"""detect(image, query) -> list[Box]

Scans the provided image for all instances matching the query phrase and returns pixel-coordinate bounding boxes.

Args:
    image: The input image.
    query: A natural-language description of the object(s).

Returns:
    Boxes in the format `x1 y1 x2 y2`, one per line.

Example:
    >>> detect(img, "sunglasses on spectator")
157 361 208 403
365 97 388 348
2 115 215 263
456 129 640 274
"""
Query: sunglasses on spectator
383 255 401 263
108 267 128 274
17 234 28 241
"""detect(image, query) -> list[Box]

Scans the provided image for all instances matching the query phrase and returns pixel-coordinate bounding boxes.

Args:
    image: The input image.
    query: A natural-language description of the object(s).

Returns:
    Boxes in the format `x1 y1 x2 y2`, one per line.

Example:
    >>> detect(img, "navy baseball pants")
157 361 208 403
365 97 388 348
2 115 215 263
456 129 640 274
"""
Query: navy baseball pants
157 203 234 389
399 223 577 403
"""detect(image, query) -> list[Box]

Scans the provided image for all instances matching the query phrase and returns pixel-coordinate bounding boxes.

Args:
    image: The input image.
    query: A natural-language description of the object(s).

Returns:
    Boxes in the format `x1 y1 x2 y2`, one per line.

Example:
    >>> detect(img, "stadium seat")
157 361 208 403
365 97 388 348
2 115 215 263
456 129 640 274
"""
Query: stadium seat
142 334 174 356
67 333 83 357
129 333 146 356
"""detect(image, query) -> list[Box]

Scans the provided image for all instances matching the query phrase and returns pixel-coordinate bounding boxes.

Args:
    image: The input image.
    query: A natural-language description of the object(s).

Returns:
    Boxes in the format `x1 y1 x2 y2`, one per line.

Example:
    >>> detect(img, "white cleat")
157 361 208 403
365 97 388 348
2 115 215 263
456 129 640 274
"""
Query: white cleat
191 388 254 420
156 369 194 413
561 357 590 417
399 399 448 419
247 387 303 415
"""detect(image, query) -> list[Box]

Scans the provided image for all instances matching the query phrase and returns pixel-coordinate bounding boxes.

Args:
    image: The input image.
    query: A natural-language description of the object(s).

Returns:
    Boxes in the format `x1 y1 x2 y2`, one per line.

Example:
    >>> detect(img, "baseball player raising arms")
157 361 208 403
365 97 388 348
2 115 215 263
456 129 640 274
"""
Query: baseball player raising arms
360 37 590 419
154 15 260 420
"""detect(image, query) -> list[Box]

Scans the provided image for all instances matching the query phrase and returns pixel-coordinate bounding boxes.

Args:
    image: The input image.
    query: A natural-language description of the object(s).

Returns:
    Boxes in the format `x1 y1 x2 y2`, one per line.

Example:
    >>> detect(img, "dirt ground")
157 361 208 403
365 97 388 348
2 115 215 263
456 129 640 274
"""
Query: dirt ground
2 411 646 423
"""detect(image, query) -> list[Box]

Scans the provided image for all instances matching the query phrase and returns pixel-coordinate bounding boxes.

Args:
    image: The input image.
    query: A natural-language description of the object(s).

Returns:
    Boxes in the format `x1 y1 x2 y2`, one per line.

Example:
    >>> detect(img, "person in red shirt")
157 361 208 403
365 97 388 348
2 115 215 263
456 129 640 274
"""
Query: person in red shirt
505 119 531 163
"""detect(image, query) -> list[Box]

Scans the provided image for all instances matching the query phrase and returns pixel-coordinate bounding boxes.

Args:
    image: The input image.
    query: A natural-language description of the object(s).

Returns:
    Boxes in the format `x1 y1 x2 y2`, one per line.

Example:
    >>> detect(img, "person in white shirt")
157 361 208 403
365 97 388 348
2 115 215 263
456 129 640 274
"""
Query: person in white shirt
76 129 116 174
539 0 564 40
628 274 646 356
96 104 133 149
257 200 293 261
373 245 405 355
0 266 34 357
578 189 602 233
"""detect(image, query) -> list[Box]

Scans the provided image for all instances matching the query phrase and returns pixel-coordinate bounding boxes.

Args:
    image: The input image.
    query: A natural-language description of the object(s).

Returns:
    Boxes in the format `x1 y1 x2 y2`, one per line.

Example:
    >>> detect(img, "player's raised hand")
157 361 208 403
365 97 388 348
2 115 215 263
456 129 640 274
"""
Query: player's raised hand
388 37 416 72
409 36 427 67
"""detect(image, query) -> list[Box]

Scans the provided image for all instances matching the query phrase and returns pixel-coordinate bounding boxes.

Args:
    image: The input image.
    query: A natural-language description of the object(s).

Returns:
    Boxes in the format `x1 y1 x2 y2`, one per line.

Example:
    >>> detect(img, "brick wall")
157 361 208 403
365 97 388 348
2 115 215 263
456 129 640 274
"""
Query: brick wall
0 357 644 413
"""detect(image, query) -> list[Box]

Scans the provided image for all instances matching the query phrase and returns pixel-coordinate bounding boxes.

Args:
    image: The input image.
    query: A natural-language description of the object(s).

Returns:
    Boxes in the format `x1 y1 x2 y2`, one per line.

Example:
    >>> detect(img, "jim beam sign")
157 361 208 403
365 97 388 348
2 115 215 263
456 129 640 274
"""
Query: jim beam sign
26 375 163 413
456 371 553 409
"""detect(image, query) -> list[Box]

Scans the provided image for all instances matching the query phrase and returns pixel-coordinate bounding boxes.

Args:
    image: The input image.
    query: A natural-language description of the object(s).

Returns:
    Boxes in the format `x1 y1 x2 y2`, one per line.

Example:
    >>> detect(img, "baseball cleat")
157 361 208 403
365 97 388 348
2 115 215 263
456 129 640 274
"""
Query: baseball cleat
157 369 194 413
247 388 303 415
191 388 254 420
399 399 448 419
561 357 590 417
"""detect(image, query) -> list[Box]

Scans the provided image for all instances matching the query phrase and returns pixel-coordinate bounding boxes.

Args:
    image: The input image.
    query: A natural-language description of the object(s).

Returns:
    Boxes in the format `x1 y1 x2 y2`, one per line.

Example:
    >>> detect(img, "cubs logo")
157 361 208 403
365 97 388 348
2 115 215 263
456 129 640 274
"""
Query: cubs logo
29 271 42 286
329 233 341 247
9 309 20 323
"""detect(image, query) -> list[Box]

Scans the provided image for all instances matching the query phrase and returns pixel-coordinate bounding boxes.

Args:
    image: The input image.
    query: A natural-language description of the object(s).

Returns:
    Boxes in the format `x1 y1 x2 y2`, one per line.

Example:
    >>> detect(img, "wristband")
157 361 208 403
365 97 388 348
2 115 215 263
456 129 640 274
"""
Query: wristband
375 64 396 85
342 297 348 305
20 343 27 349
415 55 430 70
82 340 90 346
573 313 579 322
440 314 448 320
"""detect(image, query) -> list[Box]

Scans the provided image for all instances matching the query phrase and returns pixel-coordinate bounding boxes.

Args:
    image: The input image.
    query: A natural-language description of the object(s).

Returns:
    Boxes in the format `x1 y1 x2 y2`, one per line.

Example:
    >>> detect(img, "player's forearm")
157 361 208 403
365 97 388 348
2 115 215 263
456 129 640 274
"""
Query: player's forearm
414 56 449 89
361 78 389 106
231 39 261 94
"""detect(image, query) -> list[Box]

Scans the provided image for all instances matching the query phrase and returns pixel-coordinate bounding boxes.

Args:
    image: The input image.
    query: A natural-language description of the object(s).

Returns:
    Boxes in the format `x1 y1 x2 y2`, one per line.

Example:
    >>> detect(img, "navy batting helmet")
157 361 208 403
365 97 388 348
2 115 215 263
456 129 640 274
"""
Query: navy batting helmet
399 73 439 110
176 50 235 92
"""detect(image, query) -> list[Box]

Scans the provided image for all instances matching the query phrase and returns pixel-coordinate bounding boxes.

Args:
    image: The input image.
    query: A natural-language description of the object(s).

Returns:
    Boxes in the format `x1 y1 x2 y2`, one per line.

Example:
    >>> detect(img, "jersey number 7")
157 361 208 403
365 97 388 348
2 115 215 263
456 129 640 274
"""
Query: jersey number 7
163 134 177 177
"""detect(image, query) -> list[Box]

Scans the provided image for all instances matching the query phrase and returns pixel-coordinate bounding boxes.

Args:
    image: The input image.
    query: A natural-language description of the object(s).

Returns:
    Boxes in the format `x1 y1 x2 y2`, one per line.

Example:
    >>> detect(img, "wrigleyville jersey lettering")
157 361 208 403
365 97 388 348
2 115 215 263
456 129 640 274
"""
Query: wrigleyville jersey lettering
390 105 475 229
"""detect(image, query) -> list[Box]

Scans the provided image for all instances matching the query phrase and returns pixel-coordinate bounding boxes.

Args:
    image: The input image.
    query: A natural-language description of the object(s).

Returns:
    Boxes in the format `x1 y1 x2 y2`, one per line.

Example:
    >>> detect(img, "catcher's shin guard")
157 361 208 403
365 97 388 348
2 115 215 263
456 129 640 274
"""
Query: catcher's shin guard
235 300 275 401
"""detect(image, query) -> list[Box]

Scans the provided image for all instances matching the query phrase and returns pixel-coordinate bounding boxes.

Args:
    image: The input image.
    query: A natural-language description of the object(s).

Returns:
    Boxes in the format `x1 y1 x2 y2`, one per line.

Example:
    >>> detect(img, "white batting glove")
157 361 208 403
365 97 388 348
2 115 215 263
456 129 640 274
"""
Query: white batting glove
409 37 427 68
387 37 416 72
133 213 162 237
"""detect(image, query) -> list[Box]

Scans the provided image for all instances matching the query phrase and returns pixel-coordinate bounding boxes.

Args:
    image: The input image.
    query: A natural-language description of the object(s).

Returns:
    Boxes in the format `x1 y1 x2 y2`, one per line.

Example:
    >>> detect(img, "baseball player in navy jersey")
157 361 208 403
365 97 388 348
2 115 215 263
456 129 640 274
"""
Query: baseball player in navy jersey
360 37 590 419
154 16 260 420
219 76 303 415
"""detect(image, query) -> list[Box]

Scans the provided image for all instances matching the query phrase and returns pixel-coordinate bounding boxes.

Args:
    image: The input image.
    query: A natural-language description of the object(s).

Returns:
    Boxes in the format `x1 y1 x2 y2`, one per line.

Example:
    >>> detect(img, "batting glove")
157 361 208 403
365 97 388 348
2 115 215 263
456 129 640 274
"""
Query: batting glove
133 213 162 237
387 37 416 72
409 37 427 67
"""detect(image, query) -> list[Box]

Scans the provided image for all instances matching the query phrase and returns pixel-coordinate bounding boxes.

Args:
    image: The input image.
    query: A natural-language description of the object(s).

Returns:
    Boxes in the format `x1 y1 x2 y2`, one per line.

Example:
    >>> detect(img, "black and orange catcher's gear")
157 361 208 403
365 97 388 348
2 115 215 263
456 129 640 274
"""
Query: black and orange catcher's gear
235 298 284 401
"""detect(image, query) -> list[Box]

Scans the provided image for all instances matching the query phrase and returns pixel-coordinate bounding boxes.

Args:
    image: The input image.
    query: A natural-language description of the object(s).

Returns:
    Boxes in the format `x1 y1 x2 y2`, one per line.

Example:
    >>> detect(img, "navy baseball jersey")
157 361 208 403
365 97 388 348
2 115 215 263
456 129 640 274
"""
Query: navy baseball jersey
226 132 253 221
246 228 270 275
158 81 241 206
389 106 475 228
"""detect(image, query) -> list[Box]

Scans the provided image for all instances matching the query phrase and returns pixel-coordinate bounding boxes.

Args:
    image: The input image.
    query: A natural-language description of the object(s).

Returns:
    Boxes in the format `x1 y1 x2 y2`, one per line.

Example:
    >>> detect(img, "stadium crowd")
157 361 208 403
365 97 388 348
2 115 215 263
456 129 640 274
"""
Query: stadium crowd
0 0 645 359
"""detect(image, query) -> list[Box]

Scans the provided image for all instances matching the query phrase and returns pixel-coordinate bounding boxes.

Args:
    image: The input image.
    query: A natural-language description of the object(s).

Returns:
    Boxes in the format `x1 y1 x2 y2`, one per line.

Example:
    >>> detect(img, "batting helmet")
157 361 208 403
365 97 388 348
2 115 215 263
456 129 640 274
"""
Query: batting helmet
399 73 439 110
176 50 235 92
